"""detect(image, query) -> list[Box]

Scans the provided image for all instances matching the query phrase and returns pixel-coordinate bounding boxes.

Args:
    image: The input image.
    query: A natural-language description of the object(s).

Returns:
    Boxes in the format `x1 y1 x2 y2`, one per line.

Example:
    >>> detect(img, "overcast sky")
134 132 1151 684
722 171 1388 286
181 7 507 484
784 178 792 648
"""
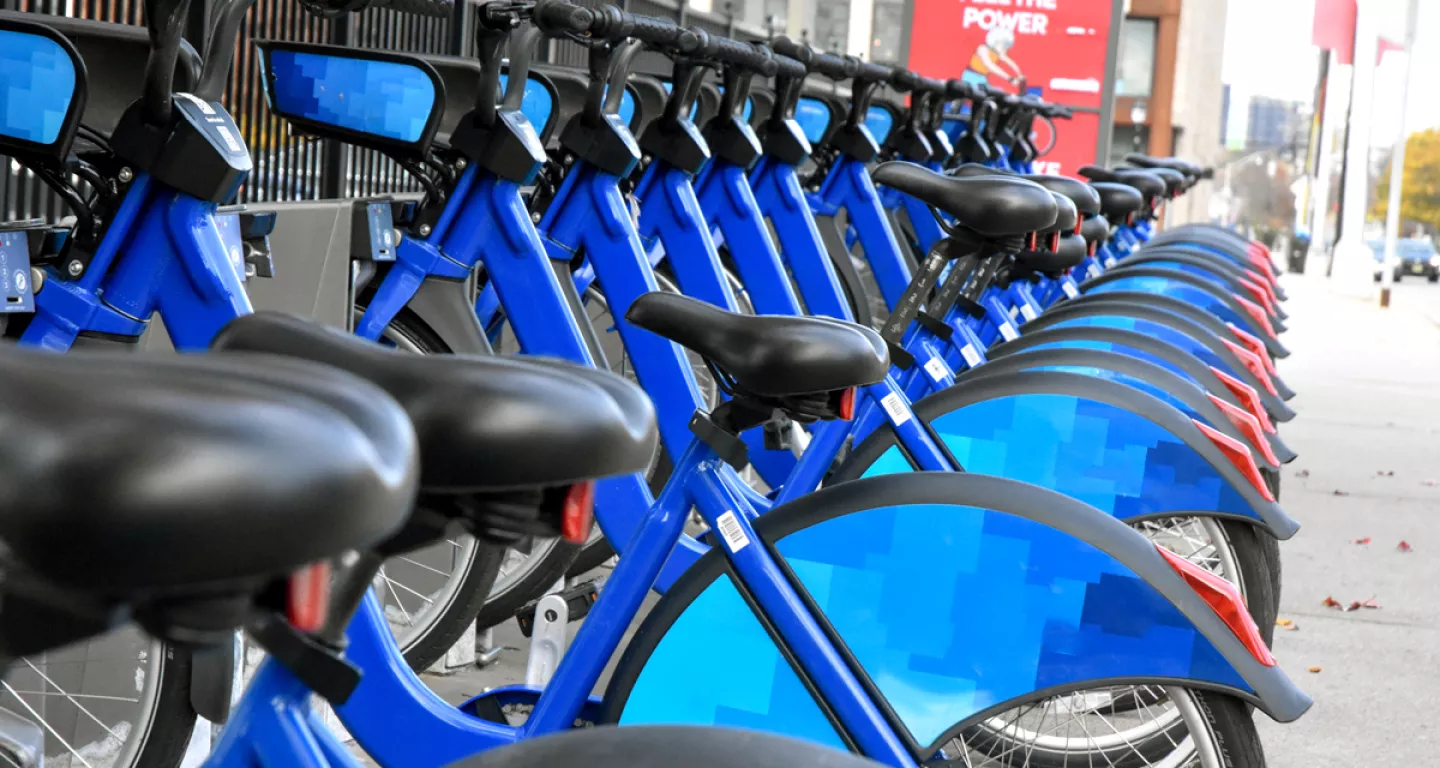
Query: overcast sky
1221 0 1434 143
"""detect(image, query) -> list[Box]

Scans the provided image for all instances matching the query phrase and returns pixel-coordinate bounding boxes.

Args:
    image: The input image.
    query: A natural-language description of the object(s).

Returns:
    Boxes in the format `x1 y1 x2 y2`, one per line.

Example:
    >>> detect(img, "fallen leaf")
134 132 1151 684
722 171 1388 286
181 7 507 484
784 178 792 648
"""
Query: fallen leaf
1377 470 1395 477
1296 469 1311 478
1398 540 1414 553
1332 489 1350 496
1321 596 1342 609
1275 618 1293 626
1424 480 1437 487
1359 597 1381 609
1345 601 1362 612
1308 666 1323 673
1353 537 1371 545
1283 623 1300 631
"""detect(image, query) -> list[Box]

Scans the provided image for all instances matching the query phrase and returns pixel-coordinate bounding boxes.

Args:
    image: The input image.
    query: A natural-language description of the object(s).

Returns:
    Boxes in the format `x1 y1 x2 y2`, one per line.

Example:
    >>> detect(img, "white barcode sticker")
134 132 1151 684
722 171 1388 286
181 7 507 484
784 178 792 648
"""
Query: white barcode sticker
1086 264 1102 280
999 323 1020 342
715 511 750 553
1019 304 1038 322
1061 281 1080 299
923 356 948 382
880 391 911 426
960 343 982 368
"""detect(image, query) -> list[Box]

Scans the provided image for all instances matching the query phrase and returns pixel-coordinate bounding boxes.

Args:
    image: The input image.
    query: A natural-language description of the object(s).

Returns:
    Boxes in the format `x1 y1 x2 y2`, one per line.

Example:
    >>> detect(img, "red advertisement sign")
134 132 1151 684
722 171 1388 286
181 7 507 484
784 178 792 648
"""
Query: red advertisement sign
908 0 1118 171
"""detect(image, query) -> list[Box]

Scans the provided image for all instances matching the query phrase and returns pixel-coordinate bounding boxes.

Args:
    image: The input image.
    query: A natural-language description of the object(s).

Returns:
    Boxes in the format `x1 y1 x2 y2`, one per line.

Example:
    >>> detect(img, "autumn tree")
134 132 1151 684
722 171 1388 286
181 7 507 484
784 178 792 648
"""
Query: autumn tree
1370 128 1440 235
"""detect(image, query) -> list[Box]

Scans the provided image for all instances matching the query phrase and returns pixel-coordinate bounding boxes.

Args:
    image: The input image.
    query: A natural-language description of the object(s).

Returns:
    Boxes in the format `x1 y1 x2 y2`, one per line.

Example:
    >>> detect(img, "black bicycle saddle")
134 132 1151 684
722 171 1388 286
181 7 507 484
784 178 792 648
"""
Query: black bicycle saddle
1044 192 1078 235
1080 214 1111 247
1122 164 1185 198
1017 232 1087 273
1125 153 1202 183
948 162 1017 178
626 292 888 397
451 726 885 768
1091 181 1145 223
0 346 417 594
872 161 1056 238
1023 174 1101 216
212 312 657 493
1079 166 1167 205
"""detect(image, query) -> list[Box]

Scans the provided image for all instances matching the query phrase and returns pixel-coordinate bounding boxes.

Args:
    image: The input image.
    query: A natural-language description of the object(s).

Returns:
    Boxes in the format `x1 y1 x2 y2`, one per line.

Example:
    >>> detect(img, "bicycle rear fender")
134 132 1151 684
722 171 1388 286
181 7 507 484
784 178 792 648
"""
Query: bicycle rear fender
1082 266 1282 340
960 347 1289 469
1054 290 1290 360
1017 308 1295 415
1118 252 1285 322
836 370 1298 539
601 474 1310 758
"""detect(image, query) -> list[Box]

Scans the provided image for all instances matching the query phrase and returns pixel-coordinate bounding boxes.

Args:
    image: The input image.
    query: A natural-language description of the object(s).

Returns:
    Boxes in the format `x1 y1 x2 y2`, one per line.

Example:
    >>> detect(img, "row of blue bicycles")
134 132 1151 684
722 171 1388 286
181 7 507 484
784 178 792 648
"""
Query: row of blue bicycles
0 0 1306 766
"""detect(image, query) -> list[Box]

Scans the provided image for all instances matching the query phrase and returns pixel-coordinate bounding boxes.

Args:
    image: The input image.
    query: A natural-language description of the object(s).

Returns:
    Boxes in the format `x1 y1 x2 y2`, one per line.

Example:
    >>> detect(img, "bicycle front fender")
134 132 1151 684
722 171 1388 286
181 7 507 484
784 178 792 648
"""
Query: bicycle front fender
837 370 1298 540
406 272 493 354
602 474 1310 758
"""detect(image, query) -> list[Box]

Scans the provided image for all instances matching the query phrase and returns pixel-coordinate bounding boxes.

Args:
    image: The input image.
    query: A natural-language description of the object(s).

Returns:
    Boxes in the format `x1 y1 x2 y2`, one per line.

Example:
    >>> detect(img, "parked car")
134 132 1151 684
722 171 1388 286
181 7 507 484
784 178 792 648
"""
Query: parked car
1370 238 1440 282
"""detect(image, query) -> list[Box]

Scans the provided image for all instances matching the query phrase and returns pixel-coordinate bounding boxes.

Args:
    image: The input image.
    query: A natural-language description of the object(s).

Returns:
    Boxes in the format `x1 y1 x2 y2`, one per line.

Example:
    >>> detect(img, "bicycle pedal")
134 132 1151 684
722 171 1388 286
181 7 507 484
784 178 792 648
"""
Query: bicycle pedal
514 580 599 638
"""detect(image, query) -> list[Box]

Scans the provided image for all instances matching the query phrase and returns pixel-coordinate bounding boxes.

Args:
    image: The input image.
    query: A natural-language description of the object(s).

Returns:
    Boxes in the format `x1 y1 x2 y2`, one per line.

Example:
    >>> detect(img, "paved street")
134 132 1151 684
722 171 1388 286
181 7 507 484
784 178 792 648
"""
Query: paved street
418 273 1440 766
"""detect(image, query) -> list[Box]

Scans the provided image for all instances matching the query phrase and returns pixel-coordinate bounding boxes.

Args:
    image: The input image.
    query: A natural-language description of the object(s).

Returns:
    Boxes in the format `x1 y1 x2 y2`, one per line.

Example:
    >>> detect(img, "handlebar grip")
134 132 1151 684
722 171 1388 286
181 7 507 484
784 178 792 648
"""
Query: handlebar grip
368 0 451 18
588 6 696 49
770 36 812 66
810 51 857 80
710 36 776 76
533 0 595 34
853 60 892 83
912 74 945 93
945 78 974 100
772 53 807 80
889 68 919 92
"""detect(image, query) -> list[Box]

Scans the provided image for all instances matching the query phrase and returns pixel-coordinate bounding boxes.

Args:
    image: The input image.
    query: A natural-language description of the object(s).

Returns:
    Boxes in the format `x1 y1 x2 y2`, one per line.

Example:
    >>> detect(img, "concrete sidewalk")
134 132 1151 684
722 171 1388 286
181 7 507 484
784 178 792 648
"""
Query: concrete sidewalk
1254 276 1440 767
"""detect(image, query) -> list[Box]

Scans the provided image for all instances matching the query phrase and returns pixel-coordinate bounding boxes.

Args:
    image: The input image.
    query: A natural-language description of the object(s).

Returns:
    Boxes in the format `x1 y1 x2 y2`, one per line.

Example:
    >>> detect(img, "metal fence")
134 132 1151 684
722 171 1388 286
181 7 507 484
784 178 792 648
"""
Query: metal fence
0 0 767 220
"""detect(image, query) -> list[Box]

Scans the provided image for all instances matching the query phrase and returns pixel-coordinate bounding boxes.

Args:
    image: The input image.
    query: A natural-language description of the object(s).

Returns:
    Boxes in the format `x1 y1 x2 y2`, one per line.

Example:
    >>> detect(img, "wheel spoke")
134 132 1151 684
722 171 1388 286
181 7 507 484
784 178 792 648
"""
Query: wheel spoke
19 658 125 742
2 681 95 768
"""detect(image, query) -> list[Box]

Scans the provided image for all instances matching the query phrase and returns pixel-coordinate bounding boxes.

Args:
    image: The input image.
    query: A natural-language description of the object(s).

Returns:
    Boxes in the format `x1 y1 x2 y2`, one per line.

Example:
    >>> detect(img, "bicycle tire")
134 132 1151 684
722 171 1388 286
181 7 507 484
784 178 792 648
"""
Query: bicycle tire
131 643 198 768
353 301 508 669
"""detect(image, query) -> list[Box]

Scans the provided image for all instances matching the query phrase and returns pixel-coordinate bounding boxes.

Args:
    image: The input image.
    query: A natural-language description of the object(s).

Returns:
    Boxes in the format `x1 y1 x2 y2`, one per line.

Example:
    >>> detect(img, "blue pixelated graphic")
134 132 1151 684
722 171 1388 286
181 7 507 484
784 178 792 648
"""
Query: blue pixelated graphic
1021 364 1204 423
864 105 894 145
497 74 554 134
265 50 436 143
0 30 77 145
1017 338 1209 391
796 96 831 144
1140 260 1237 291
860 393 1261 523
1045 315 1241 380
618 503 1251 750
619 571 847 749
1088 276 1248 331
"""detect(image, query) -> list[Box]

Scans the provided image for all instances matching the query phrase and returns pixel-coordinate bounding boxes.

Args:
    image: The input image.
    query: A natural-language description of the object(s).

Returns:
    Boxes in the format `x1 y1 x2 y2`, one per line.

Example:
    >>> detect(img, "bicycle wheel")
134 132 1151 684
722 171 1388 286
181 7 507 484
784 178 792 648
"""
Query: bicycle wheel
947 687 1264 767
355 302 505 668
1 629 194 768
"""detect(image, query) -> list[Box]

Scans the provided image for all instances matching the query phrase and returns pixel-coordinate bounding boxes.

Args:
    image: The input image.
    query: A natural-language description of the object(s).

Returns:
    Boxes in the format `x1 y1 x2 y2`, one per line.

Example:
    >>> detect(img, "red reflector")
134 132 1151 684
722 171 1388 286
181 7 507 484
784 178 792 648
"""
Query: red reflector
1234 296 1275 338
1238 276 1275 317
287 561 331 633
1047 231 1061 252
1207 394 1280 467
1156 546 1276 667
1220 338 1279 397
1209 366 1275 434
839 387 857 420
1225 323 1277 376
561 481 596 544
1192 419 1275 502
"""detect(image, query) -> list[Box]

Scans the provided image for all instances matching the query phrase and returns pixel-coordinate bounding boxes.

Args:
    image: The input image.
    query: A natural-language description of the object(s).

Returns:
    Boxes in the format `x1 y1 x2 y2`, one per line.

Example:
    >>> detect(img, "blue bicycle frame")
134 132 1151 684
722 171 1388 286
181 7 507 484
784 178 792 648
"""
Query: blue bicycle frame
211 435 917 768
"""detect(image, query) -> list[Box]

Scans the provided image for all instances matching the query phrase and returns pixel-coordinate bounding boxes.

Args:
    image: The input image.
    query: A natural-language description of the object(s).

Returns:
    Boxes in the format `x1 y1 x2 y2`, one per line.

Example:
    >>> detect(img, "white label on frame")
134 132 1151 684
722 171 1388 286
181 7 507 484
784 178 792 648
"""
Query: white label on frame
999 323 1020 342
1062 281 1080 299
1019 304 1038 322
880 392 911 426
960 344 982 368
923 357 948 382
715 511 750 553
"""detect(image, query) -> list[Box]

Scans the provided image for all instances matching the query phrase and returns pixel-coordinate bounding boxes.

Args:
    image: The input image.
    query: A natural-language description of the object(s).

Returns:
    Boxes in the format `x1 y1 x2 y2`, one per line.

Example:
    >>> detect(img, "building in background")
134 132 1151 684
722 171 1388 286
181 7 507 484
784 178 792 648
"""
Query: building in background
1108 0 1229 225
1245 97 1311 156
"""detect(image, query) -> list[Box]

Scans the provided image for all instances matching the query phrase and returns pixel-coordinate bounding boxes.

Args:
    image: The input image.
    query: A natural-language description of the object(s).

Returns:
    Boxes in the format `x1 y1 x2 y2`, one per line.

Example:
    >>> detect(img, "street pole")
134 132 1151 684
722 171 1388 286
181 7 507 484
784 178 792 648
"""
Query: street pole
1330 0 1380 296
1307 51 1341 276
1379 0 1419 309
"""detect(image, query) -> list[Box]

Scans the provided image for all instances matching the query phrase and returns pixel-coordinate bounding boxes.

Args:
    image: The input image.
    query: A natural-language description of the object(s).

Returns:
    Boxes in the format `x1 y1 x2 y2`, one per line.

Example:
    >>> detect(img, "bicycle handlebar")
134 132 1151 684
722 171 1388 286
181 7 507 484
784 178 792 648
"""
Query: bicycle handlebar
367 0 452 18
772 37 856 80
703 35 777 76
772 53 807 80
534 0 700 50
890 69 945 94
853 60 892 83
